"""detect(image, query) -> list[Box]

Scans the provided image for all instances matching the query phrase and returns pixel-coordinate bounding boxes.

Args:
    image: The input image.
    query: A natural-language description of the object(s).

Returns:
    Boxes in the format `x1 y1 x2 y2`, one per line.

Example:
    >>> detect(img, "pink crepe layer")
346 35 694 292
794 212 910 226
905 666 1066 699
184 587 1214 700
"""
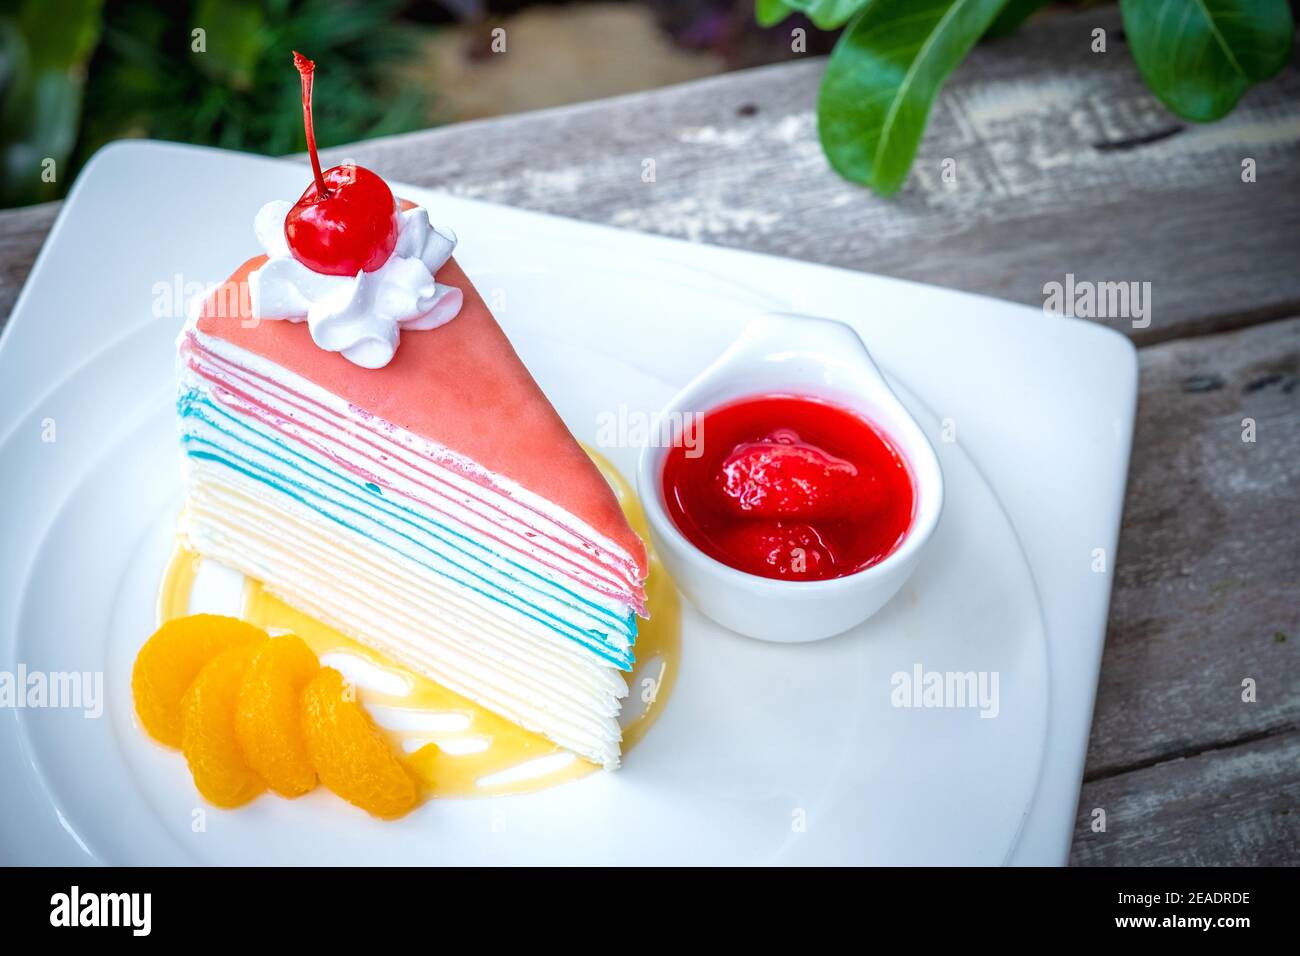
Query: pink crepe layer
183 330 646 612
197 254 649 590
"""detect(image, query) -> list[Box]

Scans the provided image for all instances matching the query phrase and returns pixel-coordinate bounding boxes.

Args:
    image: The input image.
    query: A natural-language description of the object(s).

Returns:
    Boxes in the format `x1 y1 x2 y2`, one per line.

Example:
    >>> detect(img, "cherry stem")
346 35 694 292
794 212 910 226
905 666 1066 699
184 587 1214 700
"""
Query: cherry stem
293 51 328 198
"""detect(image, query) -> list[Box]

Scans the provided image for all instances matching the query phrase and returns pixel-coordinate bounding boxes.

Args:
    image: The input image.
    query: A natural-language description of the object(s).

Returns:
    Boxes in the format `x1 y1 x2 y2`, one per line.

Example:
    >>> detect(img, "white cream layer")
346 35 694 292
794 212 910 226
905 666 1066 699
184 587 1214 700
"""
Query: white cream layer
179 391 636 664
182 461 626 767
249 202 463 370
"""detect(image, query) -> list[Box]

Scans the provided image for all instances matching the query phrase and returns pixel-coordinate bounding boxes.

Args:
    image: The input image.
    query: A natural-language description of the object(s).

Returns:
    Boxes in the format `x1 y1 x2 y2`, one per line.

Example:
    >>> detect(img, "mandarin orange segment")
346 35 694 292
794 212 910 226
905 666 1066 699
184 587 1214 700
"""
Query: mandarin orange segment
301 667 419 819
181 643 267 808
235 635 320 797
132 614 268 747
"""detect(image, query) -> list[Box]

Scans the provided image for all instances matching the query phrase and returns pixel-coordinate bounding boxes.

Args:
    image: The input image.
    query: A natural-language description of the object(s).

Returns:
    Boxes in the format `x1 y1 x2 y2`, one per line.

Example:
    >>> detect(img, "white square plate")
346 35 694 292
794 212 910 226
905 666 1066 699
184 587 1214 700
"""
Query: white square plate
0 142 1136 865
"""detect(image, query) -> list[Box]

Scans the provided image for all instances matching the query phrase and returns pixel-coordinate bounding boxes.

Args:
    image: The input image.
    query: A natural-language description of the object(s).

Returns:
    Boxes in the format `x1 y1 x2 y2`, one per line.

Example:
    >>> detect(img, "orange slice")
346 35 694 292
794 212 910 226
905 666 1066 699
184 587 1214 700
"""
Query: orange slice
235 635 319 797
132 614 268 747
301 667 418 819
181 642 267 808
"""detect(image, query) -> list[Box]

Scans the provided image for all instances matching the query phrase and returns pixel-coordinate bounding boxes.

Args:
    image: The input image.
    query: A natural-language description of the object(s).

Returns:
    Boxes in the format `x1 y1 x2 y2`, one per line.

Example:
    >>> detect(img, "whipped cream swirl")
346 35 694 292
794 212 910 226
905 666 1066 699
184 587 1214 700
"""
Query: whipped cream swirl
248 201 462 369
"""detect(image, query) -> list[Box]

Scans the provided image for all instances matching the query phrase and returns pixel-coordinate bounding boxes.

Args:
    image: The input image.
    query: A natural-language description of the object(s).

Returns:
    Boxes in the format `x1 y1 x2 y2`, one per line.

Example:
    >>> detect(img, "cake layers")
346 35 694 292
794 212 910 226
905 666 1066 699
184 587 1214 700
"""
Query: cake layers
183 466 628 764
184 330 647 619
196 256 650 600
177 326 643 769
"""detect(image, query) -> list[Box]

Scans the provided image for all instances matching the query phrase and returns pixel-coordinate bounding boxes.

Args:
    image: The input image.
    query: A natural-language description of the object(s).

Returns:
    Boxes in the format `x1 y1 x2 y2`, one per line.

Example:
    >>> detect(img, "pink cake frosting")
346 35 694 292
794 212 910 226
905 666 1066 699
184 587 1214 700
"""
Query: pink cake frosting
196 255 649 594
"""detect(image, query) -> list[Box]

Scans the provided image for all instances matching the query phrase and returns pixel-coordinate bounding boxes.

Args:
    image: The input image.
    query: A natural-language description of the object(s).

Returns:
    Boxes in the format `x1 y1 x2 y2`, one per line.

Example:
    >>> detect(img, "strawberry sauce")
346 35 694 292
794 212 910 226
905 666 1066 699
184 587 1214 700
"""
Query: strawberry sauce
662 395 914 581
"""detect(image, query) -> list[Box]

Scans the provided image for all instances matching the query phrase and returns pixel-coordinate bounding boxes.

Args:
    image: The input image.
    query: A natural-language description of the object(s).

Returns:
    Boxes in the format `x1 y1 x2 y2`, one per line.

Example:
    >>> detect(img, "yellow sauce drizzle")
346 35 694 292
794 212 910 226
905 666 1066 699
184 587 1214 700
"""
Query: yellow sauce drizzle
157 448 680 798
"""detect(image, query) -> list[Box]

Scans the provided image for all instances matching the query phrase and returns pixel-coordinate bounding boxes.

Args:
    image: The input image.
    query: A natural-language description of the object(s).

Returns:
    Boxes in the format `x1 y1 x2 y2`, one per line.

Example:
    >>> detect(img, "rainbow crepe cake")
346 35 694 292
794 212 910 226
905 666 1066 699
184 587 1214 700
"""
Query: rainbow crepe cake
176 164 647 772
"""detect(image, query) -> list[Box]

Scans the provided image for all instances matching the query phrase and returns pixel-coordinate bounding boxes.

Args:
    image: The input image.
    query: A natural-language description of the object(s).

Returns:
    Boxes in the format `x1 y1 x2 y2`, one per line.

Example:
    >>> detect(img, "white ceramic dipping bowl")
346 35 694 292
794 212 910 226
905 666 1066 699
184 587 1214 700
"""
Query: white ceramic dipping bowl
636 313 944 643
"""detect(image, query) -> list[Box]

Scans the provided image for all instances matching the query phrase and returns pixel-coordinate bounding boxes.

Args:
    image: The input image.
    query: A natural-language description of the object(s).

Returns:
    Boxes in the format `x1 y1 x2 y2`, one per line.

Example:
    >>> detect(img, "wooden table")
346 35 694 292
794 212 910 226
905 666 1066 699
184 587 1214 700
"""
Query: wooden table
2 8 1295 864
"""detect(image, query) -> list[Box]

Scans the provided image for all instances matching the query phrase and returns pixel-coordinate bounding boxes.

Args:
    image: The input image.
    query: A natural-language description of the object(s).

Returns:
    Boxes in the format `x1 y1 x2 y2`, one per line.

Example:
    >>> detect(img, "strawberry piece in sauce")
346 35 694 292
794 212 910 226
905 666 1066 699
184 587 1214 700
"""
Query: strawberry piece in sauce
715 521 839 578
661 395 914 582
717 428 878 520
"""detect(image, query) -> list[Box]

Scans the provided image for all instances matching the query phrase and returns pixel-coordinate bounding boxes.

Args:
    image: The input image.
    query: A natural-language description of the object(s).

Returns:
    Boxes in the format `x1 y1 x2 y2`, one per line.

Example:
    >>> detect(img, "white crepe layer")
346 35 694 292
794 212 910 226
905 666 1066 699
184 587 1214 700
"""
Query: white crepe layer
183 330 647 614
176 325 643 769
182 466 628 765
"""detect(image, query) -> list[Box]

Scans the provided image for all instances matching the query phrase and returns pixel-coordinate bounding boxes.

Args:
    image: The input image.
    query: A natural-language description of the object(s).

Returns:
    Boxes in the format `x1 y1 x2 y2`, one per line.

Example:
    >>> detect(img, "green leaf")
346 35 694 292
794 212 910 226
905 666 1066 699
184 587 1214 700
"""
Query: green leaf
0 0 103 207
984 0 1048 39
192 0 269 91
817 0 1008 194
783 1 877 31
1120 0 1294 122
14 0 102 68
73 0 430 177
756 0 795 28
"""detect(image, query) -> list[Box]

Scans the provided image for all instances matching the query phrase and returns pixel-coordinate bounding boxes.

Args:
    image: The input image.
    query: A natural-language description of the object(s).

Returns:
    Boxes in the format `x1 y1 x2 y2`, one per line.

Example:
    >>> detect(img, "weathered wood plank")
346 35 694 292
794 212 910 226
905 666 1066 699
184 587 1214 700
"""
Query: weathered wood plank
317 7 1300 345
0 202 58 332
1072 730 1300 865
1087 316 1300 776
1 8 1296 345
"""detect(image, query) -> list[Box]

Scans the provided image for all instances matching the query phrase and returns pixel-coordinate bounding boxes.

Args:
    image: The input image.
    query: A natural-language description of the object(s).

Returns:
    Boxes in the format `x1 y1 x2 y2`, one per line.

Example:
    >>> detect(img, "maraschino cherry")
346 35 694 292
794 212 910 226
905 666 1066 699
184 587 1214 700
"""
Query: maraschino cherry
284 52 398 276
